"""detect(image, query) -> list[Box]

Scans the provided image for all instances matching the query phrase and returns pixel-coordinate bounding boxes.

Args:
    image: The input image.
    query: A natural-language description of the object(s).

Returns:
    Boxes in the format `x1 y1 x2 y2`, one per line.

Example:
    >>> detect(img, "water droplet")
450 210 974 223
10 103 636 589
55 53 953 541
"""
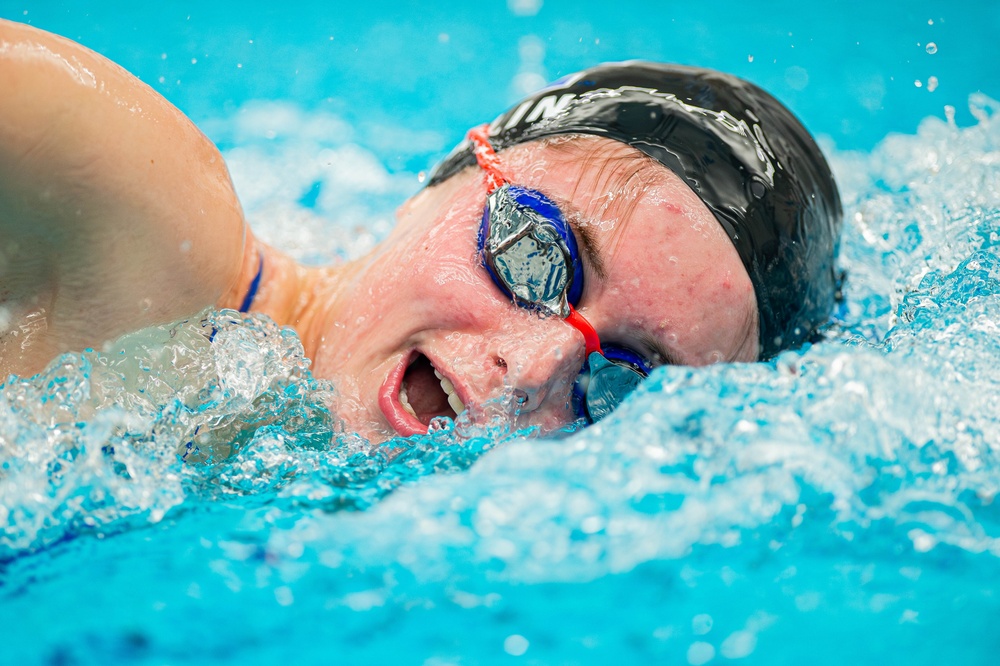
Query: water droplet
914 79 923 88
687 641 715 665
692 614 713 635
274 586 294 606
927 76 939 92
926 42 938 54
748 54 754 63
427 416 453 433
720 631 758 659
507 0 542 17
504 634 529 656
518 35 545 62
909 528 936 552
417 171 426 183
784 65 809 91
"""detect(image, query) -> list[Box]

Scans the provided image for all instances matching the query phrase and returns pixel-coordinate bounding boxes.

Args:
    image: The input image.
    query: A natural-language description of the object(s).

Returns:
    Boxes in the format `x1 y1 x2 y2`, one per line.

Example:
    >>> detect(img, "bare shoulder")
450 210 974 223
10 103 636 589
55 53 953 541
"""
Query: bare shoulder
0 20 246 377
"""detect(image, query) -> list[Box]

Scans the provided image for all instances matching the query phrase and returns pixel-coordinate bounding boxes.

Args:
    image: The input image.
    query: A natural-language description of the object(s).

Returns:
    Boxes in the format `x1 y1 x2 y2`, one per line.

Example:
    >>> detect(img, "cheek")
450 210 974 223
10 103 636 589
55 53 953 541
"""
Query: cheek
379 228 509 329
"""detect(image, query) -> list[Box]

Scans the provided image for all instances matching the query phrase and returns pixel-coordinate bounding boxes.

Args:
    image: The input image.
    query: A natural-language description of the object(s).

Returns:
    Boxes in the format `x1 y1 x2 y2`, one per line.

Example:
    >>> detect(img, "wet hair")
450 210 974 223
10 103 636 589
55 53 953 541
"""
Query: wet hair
430 61 843 359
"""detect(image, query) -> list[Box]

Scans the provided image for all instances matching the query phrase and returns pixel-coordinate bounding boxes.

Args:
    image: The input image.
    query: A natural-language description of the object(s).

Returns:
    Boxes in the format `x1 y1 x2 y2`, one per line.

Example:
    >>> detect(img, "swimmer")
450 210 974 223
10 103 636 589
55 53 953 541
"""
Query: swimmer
0 20 842 443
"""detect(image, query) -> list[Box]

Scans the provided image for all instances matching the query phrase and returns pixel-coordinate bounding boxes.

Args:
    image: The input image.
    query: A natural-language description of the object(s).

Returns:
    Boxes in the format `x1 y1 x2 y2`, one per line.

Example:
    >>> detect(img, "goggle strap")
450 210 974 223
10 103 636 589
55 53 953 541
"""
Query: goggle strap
467 124 507 194
566 304 603 357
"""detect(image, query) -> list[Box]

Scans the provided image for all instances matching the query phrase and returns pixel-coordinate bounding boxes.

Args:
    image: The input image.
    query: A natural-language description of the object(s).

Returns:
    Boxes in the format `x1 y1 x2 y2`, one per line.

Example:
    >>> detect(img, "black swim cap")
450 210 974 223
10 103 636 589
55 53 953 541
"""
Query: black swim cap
429 61 842 359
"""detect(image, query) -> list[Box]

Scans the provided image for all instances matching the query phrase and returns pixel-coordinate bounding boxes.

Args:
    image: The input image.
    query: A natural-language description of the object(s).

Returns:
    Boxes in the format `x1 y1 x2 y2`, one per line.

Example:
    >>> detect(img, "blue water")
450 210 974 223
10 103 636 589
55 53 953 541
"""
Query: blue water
4 1 1000 664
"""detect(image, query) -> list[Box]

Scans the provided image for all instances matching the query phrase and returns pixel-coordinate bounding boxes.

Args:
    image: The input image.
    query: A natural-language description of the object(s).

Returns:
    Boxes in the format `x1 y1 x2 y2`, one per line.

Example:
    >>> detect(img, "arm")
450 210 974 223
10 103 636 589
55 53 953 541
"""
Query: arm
0 19 251 377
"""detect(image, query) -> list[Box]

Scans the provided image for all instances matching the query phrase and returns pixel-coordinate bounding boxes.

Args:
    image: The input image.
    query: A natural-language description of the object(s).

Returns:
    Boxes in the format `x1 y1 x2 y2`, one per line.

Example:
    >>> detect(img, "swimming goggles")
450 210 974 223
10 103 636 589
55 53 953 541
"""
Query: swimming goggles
467 124 652 423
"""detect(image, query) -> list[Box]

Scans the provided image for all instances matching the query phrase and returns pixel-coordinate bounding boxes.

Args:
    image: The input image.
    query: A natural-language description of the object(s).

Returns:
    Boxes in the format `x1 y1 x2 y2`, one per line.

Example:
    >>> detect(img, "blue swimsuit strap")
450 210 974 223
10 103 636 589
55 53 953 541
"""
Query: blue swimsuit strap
238 255 264 313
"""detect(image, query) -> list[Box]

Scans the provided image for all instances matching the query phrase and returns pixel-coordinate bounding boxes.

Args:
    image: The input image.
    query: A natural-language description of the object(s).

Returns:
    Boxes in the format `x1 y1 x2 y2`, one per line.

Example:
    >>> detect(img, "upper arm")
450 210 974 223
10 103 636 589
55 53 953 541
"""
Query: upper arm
0 19 246 376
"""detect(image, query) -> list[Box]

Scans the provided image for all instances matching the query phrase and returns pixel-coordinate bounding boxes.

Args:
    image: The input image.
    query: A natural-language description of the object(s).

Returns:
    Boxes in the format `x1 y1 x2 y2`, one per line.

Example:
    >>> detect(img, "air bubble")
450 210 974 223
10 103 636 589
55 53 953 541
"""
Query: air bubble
925 42 938 54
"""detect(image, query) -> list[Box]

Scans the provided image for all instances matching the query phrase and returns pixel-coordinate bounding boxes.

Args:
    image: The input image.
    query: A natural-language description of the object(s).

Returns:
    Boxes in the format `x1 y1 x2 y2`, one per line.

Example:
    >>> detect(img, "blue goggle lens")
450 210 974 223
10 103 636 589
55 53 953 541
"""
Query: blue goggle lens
479 185 583 314
572 347 649 423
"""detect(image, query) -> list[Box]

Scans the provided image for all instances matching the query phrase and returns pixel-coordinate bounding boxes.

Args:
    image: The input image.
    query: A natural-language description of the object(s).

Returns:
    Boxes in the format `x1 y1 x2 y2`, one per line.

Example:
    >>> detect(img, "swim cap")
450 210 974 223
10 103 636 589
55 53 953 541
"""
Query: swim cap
429 61 842 359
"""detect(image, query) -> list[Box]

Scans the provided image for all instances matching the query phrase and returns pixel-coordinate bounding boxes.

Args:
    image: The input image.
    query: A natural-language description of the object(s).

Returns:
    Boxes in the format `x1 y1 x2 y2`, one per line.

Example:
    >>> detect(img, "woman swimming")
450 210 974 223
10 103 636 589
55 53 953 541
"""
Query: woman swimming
0 19 842 444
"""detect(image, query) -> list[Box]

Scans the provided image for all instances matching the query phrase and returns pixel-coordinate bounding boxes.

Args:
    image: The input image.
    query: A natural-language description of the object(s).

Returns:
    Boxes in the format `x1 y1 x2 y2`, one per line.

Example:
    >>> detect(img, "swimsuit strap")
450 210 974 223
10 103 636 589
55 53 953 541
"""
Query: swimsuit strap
239 255 264 313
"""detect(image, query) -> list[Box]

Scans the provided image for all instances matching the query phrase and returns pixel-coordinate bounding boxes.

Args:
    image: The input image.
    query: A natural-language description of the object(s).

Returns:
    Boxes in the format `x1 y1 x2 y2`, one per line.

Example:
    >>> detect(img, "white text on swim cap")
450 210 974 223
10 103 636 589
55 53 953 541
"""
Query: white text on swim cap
495 93 577 132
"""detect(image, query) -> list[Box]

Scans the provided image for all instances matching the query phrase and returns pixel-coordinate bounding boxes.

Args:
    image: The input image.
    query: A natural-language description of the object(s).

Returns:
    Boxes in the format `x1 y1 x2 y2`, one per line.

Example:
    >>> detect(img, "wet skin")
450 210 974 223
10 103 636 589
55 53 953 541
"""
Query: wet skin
0 20 757 443
247 137 759 443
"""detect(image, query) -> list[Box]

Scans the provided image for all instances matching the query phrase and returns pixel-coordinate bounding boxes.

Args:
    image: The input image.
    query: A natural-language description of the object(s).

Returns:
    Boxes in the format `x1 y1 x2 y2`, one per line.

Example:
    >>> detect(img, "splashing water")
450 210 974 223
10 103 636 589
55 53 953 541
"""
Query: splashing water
4 97 1000 664
0 311 527 561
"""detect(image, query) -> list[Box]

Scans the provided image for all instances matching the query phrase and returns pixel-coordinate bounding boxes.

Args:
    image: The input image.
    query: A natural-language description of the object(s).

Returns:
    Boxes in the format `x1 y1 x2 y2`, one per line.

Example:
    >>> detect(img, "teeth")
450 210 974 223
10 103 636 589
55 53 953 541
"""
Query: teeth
435 367 465 415
448 391 466 415
402 362 466 418
399 385 417 418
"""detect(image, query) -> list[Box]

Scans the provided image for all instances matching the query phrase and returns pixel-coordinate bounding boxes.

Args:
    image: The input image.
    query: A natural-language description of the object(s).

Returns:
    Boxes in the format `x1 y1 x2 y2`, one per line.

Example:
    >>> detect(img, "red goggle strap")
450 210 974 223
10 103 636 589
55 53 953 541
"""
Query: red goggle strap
466 124 507 194
566 304 603 357
468 123 603 359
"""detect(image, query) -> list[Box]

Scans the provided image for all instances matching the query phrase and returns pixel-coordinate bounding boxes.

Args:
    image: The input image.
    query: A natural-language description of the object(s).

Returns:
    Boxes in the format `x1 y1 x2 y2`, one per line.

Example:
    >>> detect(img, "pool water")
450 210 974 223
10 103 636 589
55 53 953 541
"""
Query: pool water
3 1 1000 664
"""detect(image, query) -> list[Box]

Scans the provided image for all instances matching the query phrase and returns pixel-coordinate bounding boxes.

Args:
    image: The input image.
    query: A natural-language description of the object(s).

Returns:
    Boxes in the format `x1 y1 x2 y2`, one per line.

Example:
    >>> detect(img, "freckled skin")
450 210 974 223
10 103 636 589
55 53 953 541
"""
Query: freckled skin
0 20 758 444
247 139 758 441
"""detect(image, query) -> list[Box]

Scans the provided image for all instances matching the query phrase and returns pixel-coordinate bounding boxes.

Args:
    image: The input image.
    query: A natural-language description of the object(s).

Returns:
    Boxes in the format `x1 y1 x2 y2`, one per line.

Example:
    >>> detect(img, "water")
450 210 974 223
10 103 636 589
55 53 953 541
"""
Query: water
3 2 1000 664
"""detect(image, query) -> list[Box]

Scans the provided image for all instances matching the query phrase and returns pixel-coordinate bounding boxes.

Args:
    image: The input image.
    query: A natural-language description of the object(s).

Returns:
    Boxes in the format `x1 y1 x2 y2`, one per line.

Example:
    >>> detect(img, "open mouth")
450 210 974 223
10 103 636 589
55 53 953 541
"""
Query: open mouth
398 353 466 427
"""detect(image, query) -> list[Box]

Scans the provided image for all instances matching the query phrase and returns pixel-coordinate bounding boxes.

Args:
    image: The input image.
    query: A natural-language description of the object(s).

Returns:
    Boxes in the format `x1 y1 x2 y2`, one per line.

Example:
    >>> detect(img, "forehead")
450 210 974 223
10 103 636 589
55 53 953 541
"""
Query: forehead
495 136 759 364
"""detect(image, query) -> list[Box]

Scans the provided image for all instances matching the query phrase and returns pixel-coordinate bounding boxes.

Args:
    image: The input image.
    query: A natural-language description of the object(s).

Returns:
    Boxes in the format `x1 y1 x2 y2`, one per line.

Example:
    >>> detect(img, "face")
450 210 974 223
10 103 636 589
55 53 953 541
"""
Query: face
306 136 758 443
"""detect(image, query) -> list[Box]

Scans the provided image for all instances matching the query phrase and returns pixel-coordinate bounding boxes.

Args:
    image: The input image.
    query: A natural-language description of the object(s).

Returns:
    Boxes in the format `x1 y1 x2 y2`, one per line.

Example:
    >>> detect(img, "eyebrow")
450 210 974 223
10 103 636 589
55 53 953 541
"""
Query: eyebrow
569 218 608 281
638 329 681 368
549 193 682 368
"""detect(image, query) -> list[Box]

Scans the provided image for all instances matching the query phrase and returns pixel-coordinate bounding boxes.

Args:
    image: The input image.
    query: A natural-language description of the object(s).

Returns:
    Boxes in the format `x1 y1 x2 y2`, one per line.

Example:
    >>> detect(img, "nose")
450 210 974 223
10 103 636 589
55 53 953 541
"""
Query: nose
495 312 586 413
